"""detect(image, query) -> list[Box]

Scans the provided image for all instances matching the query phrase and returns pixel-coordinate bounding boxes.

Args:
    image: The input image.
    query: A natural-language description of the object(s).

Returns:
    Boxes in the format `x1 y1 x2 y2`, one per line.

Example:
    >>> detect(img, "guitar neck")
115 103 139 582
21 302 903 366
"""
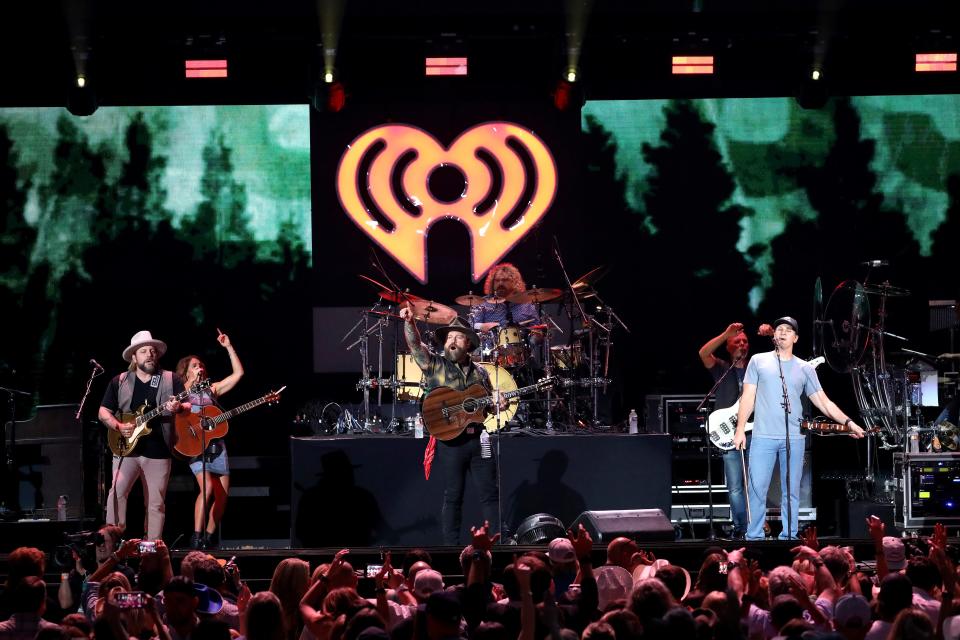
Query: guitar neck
213 395 270 424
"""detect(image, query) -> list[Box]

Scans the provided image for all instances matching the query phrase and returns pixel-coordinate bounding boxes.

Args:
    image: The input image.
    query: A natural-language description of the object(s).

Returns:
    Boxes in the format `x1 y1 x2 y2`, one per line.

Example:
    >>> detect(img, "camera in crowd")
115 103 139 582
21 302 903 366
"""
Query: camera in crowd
53 530 105 572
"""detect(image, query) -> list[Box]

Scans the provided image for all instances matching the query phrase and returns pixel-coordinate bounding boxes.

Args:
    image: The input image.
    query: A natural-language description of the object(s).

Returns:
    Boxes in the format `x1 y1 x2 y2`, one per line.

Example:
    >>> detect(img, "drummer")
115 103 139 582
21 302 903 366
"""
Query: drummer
472 262 542 338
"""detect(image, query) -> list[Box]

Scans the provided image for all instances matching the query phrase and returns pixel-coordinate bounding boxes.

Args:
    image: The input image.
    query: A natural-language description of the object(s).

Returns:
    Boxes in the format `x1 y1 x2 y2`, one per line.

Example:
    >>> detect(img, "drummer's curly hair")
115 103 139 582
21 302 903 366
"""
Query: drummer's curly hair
483 262 526 296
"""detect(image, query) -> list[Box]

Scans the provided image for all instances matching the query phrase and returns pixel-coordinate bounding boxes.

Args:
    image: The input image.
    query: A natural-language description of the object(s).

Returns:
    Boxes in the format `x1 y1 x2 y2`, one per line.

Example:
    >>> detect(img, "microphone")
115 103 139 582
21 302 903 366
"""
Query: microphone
861 260 889 267
89 359 104 370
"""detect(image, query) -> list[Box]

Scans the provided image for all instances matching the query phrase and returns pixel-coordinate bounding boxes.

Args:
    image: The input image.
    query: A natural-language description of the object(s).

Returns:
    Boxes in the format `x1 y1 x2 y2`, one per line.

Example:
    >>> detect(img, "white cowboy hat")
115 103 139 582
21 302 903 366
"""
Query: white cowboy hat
122 330 168 363
633 558 692 601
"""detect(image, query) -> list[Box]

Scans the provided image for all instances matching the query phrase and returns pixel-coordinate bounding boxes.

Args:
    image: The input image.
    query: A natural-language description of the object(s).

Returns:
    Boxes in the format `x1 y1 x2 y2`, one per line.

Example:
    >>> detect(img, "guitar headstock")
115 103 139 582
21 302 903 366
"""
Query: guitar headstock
265 385 287 405
188 378 212 395
536 376 558 389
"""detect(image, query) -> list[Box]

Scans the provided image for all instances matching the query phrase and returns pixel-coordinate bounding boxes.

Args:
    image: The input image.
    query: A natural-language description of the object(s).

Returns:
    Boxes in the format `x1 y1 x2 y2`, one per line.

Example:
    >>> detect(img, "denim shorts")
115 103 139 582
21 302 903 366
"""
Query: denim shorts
188 443 229 476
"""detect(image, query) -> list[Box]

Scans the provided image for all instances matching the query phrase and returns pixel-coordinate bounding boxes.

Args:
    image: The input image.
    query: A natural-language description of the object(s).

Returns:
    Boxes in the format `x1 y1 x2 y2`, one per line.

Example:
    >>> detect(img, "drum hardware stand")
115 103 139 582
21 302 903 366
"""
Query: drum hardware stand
76 361 104 521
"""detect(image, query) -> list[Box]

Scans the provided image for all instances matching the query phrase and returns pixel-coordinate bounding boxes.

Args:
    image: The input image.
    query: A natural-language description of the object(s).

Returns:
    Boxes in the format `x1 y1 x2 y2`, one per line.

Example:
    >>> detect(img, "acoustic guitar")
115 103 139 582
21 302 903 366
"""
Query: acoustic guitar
108 379 210 456
173 387 285 458
421 377 556 441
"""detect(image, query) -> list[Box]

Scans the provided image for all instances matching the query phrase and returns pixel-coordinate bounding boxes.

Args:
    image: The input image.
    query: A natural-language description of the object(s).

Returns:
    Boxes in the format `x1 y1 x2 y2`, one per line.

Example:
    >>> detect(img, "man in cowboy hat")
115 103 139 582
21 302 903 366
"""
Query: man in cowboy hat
733 317 864 540
400 306 507 545
98 330 190 540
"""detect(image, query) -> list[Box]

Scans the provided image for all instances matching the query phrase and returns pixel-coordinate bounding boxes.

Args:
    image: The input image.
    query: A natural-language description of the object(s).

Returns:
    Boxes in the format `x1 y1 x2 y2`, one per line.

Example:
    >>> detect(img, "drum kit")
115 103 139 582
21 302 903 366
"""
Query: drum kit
341 264 625 433
819 272 960 461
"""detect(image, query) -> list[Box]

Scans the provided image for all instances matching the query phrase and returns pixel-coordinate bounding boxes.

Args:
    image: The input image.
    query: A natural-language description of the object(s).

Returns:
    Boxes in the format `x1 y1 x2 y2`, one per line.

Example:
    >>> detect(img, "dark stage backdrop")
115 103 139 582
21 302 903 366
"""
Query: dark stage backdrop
290 434 671 547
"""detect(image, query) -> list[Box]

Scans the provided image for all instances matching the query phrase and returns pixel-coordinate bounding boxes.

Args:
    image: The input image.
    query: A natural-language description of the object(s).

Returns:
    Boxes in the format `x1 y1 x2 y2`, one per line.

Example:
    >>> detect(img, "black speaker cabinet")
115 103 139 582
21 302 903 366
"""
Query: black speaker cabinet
570 509 675 542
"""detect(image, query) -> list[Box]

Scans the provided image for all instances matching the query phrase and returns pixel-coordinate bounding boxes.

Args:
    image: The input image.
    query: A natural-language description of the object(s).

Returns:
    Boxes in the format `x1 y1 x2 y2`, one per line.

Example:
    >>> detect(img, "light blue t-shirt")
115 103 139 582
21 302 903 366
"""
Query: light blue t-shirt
744 351 822 439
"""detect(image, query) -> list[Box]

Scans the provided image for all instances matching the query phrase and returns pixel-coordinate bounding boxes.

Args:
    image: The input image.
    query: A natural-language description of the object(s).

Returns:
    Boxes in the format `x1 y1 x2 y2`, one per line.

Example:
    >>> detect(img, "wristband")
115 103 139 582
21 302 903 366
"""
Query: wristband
844 419 853 427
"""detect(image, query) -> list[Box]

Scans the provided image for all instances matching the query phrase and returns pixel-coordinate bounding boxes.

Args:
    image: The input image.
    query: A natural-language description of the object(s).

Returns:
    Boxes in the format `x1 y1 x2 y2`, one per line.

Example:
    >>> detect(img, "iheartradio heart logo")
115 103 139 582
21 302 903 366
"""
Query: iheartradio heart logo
336 122 557 283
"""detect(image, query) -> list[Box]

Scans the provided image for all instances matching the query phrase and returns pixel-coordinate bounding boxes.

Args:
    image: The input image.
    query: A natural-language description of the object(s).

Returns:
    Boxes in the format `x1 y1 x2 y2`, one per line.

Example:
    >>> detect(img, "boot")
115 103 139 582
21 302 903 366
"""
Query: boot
189 532 204 549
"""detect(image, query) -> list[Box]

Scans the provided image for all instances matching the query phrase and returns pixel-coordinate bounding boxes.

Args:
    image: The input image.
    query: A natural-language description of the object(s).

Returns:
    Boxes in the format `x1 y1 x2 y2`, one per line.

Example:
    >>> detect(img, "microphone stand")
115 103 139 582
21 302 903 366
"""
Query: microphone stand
695 354 744 541
76 363 104 524
773 338 794 539
1 385 30 518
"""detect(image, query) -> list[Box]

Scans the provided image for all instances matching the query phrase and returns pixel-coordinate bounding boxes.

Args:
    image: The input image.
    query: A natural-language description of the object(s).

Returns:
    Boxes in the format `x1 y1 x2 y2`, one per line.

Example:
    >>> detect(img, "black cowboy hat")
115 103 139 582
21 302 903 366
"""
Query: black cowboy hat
434 317 480 351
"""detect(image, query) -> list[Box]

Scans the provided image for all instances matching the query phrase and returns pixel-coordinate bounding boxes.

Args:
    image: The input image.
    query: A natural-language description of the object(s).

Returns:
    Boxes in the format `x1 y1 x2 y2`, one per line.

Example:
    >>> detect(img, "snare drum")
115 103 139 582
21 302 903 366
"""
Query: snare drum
495 325 529 368
395 354 425 401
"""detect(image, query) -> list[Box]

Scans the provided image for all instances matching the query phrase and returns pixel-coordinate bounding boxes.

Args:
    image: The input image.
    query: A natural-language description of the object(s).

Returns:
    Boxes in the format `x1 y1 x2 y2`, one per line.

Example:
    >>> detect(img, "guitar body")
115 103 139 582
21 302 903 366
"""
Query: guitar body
421 384 489 441
174 407 230 458
108 406 154 456
707 402 753 450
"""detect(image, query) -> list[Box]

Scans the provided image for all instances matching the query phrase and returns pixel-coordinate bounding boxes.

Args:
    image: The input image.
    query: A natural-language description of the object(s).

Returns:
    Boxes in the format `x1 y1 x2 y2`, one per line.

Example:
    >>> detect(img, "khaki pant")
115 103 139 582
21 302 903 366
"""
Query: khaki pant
106 456 172 540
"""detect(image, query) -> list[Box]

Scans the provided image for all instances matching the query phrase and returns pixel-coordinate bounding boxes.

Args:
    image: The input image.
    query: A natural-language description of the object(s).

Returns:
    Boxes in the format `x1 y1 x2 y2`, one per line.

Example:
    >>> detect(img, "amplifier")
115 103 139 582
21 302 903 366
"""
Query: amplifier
894 453 960 528
644 394 712 435
671 484 731 523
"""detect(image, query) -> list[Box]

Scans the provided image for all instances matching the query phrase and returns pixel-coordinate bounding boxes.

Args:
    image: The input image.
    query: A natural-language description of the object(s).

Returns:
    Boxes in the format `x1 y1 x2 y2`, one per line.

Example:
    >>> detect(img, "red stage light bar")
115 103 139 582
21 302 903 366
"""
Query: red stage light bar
425 57 467 76
672 55 714 75
915 53 957 72
185 59 228 79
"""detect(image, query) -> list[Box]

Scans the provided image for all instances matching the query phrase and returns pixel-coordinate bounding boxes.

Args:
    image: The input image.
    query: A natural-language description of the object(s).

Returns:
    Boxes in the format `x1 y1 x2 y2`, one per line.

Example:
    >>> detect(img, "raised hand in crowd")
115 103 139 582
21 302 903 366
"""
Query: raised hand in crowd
630 549 656 568
470 520 501 550
866 515 888 579
516 563 535 640
799 525 819 551
568 524 593 561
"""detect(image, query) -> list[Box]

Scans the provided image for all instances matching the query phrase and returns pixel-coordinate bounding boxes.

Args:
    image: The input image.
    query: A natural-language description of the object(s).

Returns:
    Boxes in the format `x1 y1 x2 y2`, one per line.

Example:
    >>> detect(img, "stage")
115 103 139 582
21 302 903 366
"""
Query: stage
290 433 672 547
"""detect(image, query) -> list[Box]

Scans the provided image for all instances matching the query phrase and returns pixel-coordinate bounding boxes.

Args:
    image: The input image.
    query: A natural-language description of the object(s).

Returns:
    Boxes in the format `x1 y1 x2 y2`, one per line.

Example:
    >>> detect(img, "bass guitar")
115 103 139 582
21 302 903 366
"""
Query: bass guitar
422 377 557 441
108 379 211 456
173 387 285 458
706 356 825 450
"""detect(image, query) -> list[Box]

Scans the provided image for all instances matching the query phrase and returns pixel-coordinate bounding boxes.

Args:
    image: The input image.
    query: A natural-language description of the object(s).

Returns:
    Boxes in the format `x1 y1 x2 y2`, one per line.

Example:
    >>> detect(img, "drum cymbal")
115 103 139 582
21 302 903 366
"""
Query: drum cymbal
407 299 458 325
572 265 609 290
842 279 910 298
358 274 424 304
506 288 563 304
455 293 489 306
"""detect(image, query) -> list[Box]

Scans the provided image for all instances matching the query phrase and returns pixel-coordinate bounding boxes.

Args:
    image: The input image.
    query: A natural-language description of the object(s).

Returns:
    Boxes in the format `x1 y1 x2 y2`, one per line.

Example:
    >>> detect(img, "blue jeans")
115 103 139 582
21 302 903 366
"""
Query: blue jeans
723 446 748 533
747 437 805 540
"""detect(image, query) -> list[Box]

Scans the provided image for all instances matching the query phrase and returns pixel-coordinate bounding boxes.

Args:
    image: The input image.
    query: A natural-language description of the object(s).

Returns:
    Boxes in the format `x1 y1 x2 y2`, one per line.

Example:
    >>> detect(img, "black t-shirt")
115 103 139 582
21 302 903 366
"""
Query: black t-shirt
101 371 185 459
709 357 745 410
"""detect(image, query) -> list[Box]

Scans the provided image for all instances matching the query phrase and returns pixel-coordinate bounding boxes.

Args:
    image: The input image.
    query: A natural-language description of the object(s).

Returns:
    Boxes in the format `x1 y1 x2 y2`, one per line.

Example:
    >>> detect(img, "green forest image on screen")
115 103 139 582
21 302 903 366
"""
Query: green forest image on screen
582 95 960 307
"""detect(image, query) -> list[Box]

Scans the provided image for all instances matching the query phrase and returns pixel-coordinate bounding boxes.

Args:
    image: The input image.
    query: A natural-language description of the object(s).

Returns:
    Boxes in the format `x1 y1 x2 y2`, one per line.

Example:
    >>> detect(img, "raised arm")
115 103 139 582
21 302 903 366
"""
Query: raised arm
212 330 244 396
699 323 743 369
400 305 433 369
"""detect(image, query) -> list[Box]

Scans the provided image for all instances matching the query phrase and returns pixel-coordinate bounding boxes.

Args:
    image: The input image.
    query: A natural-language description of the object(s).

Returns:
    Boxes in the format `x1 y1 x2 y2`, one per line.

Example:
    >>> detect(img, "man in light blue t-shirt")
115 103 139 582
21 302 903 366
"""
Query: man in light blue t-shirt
733 316 865 540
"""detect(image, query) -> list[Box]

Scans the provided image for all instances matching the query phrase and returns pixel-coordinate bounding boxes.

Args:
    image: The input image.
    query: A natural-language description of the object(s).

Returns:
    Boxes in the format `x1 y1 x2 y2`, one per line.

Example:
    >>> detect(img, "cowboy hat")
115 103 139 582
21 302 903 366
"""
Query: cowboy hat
434 317 480 351
122 330 168 362
634 559 692 601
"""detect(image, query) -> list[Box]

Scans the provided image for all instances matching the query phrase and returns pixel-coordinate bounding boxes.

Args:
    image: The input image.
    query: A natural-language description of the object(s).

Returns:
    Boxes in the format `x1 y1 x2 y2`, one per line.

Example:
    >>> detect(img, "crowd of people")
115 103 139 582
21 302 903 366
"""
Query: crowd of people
3 517 960 640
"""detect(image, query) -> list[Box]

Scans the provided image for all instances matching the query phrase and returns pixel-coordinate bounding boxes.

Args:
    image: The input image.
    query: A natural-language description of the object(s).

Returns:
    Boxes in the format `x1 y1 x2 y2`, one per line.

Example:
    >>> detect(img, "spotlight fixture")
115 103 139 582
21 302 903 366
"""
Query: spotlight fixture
324 71 334 84
566 68 578 83
672 55 714 75
811 68 822 81
514 513 566 545
76 75 86 88
915 53 957 72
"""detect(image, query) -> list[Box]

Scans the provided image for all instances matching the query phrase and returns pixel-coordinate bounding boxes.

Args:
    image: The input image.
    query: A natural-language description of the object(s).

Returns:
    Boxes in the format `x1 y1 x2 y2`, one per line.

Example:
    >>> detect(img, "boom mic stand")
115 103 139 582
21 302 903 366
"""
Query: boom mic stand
695 354 744 541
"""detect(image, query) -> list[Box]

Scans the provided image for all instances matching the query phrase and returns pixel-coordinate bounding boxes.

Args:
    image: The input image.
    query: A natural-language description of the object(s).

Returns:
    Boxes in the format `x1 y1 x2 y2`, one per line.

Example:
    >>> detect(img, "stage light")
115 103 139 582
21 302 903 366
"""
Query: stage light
811 69 822 81
672 55 714 75
566 68 578 83
76 75 86 88
324 71 334 84
514 513 566 544
915 53 957 72
185 59 228 79
425 57 468 76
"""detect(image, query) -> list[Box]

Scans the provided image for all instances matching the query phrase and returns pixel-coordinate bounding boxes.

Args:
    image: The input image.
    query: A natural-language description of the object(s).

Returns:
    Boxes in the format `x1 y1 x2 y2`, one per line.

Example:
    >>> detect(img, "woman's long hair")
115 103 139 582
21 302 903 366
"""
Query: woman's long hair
269 558 310 640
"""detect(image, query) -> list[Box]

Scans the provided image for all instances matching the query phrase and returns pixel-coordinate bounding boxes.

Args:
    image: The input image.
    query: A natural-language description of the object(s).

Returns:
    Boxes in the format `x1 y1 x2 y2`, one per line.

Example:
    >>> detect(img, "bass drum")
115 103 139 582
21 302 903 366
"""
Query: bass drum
477 362 519 432
396 354 425 401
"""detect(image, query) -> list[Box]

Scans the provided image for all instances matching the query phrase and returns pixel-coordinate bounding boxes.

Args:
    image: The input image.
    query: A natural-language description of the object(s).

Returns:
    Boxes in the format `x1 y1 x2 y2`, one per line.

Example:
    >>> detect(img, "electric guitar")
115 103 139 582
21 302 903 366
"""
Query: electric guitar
801 419 877 435
706 356 825 450
173 387 285 458
108 379 211 456
422 377 557 441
